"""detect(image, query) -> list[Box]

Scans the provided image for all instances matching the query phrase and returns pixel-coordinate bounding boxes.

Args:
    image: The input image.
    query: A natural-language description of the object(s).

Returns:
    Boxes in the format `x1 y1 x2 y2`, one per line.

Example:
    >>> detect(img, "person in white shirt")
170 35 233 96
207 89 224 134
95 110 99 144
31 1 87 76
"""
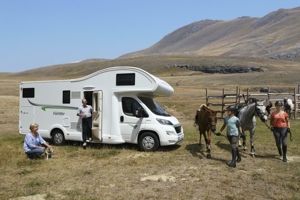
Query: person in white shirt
77 98 92 147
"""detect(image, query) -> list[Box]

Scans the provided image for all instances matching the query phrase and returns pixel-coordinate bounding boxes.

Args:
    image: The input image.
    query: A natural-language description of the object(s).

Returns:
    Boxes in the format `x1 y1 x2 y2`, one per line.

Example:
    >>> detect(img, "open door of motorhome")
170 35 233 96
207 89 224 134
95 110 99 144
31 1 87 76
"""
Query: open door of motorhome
92 91 103 142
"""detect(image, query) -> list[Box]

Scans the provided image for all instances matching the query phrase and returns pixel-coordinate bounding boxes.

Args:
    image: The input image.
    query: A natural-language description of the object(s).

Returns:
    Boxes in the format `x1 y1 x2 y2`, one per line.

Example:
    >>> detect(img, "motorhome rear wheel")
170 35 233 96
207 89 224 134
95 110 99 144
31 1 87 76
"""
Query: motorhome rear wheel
52 130 65 146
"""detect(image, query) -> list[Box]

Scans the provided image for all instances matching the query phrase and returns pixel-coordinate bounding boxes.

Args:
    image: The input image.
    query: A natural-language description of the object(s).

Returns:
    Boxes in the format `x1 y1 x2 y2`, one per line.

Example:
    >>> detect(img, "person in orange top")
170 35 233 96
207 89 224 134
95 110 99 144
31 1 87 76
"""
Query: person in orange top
270 101 290 162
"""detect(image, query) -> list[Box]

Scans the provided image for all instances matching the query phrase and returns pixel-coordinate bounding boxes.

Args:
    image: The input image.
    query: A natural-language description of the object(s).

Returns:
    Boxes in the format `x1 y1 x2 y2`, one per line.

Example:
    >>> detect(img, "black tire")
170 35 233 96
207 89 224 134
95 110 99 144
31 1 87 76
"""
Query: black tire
138 132 159 152
52 130 65 146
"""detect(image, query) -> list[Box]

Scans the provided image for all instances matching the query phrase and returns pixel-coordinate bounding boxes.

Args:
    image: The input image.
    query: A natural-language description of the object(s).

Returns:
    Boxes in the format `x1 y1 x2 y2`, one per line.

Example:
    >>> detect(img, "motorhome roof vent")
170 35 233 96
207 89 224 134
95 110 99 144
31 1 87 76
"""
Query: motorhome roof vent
83 85 95 90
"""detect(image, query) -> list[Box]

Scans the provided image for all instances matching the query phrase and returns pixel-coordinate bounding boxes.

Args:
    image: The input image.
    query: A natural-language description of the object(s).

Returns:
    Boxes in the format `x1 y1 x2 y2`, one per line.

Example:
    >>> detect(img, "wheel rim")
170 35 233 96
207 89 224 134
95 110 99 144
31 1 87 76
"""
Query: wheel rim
142 136 155 150
54 133 63 144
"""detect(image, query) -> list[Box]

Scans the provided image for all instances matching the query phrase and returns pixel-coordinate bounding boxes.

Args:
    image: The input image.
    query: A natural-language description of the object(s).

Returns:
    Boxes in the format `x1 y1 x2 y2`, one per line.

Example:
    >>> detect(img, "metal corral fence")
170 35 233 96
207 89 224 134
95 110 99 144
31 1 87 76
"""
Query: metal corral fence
205 86 300 119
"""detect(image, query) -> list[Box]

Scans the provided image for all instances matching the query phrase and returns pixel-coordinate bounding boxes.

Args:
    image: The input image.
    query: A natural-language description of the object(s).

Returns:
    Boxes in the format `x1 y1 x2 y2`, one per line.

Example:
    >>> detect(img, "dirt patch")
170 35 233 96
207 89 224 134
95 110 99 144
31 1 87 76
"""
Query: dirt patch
127 153 150 159
140 174 176 182
10 194 46 200
287 156 300 162
9 193 66 200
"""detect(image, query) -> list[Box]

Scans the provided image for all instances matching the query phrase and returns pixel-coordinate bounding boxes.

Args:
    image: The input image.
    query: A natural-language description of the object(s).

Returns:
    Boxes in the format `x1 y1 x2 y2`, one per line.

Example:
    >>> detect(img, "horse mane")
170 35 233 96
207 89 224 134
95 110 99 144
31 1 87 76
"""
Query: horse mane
197 104 207 111
235 103 245 116
238 103 256 120
198 104 215 113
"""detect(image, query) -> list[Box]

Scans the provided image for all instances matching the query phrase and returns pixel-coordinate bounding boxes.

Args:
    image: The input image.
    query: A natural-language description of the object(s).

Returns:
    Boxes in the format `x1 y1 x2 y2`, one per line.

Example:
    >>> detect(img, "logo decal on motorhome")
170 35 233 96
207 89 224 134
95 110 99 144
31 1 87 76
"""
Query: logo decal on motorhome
27 99 78 111
129 124 138 129
53 112 65 115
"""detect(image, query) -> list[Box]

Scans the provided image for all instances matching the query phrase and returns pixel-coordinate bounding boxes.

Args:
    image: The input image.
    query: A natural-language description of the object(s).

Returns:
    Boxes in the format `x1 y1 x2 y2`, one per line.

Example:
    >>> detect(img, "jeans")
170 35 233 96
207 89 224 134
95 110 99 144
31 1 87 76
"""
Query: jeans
26 148 44 159
227 135 238 149
82 117 92 142
273 127 288 147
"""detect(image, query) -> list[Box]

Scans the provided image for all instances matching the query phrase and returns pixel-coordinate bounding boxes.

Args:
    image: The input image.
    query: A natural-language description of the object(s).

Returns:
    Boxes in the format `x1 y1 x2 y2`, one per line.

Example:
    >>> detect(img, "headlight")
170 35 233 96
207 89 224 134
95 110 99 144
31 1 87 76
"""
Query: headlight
156 118 173 125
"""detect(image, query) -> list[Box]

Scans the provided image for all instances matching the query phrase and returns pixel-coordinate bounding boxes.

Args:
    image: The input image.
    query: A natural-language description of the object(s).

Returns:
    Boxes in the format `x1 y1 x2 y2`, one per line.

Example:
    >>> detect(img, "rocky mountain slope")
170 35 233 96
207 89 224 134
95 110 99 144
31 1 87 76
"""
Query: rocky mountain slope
120 7 300 62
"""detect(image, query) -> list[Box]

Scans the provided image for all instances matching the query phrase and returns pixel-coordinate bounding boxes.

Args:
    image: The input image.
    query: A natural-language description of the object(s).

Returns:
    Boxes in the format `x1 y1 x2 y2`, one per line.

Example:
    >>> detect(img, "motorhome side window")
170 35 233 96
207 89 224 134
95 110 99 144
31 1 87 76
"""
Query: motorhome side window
62 90 71 104
22 88 35 98
122 97 147 117
116 73 135 86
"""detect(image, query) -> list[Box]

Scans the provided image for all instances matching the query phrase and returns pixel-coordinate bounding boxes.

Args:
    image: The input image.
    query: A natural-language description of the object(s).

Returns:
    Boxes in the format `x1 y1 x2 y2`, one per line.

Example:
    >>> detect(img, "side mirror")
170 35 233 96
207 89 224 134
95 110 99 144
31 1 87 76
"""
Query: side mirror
135 107 144 118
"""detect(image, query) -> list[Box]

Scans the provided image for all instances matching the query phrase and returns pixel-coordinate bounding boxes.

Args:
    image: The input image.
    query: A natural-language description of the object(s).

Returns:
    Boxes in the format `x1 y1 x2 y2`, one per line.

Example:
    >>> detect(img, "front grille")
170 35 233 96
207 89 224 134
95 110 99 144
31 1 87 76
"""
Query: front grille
174 125 182 133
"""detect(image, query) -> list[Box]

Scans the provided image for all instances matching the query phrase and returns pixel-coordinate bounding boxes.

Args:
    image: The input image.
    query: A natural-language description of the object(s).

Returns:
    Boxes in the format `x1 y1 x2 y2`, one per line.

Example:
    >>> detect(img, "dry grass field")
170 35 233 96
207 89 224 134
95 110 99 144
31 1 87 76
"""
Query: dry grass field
0 68 300 200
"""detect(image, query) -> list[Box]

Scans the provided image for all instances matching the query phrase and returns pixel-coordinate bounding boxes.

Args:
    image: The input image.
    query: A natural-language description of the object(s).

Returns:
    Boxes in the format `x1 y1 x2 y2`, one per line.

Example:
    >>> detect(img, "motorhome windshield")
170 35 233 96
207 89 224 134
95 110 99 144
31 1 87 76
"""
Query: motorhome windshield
139 97 171 116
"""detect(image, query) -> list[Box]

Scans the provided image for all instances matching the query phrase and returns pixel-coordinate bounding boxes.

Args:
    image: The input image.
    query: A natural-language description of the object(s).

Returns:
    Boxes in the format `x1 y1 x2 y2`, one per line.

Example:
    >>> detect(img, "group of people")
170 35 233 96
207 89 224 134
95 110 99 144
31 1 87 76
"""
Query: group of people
23 98 93 159
217 98 290 168
23 98 291 164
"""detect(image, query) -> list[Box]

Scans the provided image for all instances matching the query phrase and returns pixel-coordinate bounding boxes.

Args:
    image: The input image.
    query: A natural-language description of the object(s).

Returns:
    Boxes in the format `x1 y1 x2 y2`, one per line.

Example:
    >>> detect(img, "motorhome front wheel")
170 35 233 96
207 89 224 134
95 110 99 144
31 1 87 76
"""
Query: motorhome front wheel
138 132 159 152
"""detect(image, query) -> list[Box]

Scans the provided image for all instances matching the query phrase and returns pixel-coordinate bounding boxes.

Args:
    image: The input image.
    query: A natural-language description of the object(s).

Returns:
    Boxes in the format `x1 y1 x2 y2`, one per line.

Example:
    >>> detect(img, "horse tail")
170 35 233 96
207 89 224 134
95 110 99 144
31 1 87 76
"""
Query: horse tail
195 110 199 123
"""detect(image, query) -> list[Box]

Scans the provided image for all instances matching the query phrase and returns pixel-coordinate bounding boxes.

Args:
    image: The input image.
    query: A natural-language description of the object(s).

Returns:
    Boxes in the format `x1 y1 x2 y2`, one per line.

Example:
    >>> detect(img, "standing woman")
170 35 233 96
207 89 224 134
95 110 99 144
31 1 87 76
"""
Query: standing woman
23 123 52 159
217 105 243 168
270 101 290 162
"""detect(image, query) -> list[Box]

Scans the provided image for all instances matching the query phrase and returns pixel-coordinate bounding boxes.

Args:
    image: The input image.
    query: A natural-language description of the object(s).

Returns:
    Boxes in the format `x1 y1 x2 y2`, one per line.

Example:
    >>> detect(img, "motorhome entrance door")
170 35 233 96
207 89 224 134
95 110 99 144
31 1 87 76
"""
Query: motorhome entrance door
92 91 103 141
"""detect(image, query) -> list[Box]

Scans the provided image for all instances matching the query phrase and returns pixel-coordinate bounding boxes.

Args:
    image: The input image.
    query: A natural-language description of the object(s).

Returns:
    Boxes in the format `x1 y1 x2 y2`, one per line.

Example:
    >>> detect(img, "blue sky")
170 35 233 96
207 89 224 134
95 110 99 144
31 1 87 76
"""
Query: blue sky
0 1 299 72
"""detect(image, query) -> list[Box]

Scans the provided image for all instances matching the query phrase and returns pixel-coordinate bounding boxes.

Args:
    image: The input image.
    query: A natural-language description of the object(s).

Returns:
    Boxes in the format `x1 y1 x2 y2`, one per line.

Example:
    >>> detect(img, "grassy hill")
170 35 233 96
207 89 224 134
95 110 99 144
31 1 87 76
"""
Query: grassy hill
8 55 300 80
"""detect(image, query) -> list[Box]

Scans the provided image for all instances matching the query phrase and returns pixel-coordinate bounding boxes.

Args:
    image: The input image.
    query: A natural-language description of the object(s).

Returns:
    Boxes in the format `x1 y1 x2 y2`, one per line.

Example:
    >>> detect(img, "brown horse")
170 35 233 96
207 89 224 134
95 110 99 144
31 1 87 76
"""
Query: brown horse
265 100 273 118
194 104 218 158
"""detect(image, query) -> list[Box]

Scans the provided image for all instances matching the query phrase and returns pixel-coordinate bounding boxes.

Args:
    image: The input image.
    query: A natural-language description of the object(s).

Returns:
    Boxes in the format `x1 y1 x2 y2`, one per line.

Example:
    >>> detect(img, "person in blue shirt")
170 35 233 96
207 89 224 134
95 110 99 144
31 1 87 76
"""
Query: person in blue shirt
217 105 243 168
23 123 52 159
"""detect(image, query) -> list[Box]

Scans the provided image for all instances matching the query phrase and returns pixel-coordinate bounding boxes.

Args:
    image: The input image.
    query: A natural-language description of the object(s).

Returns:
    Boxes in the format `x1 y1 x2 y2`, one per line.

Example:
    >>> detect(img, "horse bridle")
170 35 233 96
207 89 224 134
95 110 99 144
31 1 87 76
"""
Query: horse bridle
207 113 217 130
254 102 267 122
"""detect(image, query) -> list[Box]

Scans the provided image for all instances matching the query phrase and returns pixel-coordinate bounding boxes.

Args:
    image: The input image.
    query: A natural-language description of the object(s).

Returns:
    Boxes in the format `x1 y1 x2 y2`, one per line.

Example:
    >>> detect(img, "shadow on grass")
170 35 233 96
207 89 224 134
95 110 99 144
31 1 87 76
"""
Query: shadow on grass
215 141 280 161
215 141 231 152
64 140 181 152
251 153 279 160
185 143 229 164
215 141 251 160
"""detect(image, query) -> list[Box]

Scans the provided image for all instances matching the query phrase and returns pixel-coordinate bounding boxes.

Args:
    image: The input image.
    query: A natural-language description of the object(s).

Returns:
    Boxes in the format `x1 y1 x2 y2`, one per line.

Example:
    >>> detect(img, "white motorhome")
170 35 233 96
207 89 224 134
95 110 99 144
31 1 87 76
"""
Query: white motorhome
19 66 184 151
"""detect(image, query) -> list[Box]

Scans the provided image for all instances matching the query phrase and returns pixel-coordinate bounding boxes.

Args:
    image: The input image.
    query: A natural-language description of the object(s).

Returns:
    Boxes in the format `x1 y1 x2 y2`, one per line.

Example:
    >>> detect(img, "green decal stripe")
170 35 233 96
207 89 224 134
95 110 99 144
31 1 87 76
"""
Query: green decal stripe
28 99 78 111
41 106 78 111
